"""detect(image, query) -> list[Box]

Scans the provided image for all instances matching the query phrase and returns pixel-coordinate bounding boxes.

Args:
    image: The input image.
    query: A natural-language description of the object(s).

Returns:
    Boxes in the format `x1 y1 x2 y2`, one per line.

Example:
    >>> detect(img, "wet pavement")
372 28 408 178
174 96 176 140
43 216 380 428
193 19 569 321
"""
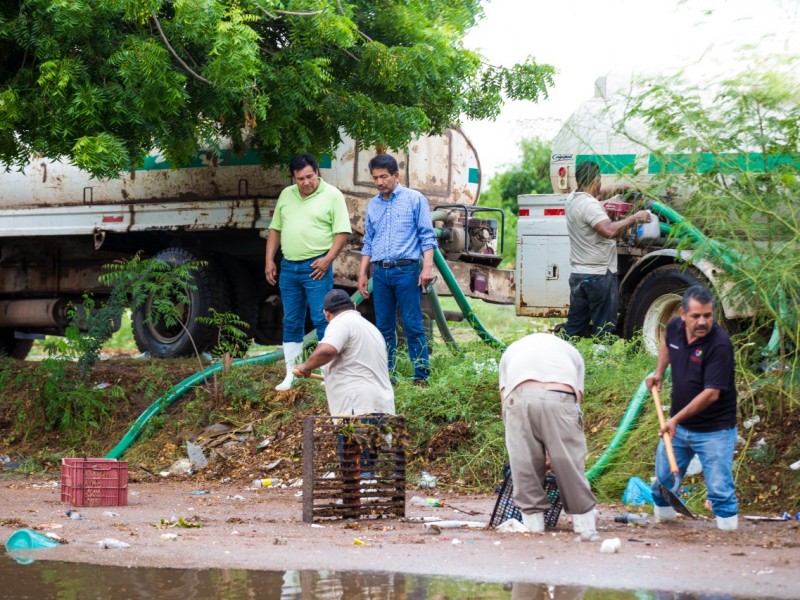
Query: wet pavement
0 549 762 599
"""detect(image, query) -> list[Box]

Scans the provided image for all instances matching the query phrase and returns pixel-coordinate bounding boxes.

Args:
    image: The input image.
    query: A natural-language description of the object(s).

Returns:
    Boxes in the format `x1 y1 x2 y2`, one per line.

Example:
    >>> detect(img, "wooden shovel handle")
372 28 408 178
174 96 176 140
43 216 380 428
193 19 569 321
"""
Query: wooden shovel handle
651 386 680 476
292 367 324 381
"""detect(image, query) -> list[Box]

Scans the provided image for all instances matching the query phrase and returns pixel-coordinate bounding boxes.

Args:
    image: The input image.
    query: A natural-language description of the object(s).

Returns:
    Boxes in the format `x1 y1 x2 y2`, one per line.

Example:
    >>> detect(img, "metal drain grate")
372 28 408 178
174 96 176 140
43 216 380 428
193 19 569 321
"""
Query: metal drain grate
302 415 406 523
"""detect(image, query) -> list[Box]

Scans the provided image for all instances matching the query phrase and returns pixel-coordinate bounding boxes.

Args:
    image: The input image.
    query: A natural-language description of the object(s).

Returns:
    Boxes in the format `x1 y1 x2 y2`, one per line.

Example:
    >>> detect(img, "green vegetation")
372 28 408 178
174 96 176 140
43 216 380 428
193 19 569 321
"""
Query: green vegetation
619 57 799 408
0 0 554 178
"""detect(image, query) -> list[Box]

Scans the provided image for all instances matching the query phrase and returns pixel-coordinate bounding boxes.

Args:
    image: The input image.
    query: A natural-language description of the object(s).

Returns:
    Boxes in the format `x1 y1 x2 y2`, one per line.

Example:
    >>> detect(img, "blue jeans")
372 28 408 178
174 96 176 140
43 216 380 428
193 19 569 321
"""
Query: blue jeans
564 270 618 337
652 425 738 518
279 256 332 343
372 263 430 381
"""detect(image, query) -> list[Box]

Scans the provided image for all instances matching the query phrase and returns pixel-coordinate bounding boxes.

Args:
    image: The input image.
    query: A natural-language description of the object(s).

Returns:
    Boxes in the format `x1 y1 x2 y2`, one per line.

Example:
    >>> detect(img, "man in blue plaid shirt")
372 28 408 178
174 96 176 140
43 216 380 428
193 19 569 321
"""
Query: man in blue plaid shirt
357 154 437 386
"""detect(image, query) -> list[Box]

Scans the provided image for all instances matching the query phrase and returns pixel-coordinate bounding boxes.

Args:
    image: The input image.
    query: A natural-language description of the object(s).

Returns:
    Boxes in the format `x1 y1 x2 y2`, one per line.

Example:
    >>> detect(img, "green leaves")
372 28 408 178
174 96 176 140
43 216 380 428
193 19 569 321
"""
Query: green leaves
1 0 554 177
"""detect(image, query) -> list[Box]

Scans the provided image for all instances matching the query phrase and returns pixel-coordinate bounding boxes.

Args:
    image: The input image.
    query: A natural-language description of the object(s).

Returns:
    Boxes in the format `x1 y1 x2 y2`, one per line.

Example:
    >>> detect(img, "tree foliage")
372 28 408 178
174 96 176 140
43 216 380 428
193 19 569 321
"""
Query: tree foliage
480 137 551 266
0 0 554 177
619 56 800 398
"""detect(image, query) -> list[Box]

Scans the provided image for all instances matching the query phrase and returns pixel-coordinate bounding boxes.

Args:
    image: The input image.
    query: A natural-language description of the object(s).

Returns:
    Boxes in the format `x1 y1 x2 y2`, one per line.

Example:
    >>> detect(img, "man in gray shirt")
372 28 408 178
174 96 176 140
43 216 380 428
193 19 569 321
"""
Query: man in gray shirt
564 161 649 337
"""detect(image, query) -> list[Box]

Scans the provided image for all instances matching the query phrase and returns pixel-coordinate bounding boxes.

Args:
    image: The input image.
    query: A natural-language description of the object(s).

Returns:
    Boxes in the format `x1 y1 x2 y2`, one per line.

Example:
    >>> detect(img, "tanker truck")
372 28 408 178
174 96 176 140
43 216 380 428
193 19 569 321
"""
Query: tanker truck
0 129 514 359
515 76 755 352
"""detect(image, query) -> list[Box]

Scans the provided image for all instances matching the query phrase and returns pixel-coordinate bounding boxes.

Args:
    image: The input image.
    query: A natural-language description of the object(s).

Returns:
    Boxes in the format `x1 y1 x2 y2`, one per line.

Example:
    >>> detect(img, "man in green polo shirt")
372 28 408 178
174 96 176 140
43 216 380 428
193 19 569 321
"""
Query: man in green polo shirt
265 153 352 391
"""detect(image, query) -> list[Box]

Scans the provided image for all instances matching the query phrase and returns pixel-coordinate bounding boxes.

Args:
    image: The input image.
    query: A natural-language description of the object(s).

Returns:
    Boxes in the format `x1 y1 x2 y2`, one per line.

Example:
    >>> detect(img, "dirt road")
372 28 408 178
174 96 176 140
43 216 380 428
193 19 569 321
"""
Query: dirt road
1 479 798 598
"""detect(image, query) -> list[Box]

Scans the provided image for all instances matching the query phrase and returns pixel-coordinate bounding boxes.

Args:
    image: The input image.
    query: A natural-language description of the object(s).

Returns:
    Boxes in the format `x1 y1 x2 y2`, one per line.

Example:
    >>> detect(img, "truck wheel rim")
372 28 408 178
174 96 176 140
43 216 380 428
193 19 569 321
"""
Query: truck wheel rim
642 293 682 355
142 295 190 345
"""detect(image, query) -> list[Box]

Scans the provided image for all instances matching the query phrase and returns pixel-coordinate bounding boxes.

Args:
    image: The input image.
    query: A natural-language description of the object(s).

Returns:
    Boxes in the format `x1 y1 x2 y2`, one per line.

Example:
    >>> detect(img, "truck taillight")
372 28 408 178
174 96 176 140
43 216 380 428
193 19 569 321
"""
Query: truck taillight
519 209 529 217
557 166 568 190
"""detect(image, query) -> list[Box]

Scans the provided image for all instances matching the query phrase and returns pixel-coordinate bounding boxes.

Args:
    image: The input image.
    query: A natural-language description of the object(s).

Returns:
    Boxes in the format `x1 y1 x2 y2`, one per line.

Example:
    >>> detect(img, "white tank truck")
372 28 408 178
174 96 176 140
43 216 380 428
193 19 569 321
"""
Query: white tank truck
515 76 754 352
0 129 513 359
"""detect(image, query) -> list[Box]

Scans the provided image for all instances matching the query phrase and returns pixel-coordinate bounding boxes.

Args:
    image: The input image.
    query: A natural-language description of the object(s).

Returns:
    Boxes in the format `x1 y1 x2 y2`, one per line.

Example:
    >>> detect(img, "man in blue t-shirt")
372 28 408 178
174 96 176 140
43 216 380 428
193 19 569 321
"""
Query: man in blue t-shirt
646 285 738 530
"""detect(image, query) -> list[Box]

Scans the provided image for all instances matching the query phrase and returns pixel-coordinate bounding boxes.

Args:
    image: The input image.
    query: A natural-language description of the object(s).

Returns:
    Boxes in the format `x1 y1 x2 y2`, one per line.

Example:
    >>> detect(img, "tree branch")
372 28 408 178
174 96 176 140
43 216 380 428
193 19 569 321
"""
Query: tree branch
336 0 373 42
275 9 323 16
151 13 214 86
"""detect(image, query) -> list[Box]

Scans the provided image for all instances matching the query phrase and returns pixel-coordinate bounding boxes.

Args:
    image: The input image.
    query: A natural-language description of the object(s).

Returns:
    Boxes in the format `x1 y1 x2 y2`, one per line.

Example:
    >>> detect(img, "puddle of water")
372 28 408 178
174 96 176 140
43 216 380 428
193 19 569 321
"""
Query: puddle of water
0 548 752 599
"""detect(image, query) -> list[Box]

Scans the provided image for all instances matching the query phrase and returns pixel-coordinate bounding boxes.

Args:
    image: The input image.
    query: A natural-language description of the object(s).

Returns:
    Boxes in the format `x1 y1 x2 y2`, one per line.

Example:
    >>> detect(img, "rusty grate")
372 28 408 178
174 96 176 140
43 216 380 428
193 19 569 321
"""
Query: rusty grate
302 415 406 523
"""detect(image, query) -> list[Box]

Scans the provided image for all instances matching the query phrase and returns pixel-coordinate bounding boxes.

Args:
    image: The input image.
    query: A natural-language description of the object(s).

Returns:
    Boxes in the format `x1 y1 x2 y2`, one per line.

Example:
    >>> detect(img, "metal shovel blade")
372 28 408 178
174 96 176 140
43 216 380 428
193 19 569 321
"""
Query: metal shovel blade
659 484 696 519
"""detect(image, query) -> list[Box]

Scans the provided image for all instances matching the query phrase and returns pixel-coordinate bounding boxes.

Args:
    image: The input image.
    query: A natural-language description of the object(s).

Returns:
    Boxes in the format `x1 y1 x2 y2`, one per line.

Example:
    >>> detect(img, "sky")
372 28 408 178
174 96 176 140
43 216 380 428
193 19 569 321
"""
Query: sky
463 0 800 179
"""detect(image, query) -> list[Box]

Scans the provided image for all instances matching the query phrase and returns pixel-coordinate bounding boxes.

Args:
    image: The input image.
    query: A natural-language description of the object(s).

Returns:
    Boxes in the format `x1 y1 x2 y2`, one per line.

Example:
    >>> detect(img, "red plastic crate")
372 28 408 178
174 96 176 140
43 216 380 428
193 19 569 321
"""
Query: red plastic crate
60 458 128 507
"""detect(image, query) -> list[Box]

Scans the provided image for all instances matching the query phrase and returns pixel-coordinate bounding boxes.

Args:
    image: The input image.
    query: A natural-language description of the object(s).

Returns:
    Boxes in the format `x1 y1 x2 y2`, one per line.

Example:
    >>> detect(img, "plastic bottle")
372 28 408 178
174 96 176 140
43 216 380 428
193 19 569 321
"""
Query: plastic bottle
614 512 649 525
65 510 83 520
410 495 443 507
252 478 281 488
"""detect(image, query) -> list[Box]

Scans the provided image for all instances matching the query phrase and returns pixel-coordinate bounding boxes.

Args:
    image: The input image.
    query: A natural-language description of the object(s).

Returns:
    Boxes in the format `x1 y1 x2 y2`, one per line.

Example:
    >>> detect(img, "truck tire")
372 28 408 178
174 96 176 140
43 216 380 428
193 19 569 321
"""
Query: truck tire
624 265 705 354
214 254 258 352
0 330 34 360
132 248 230 358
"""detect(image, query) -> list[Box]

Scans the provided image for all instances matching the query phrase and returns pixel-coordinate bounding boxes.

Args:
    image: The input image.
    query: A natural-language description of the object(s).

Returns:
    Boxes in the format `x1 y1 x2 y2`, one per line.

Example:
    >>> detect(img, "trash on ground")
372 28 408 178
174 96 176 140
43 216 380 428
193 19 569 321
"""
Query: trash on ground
451 538 462 545
160 533 178 541
744 514 793 521
410 496 444 507
252 477 281 488
166 458 193 476
65 510 83 520
262 458 285 471
97 538 131 549
495 518 529 533
790 459 800 471
5 529 61 552
226 495 246 501
600 538 621 554
102 511 120 517
44 532 63 542
614 512 649 525
405 516 442 523
353 538 369 546
418 471 437 489
177 490 209 495
92 382 112 390
423 520 485 530
621 476 654 506
186 442 209 469
742 415 761 429
288 478 303 488
256 437 272 450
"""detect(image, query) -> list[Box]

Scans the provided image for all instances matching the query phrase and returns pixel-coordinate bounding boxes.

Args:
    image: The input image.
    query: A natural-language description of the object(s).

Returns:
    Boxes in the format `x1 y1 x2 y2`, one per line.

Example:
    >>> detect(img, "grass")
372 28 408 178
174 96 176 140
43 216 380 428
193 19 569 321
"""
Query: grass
4 301 797 513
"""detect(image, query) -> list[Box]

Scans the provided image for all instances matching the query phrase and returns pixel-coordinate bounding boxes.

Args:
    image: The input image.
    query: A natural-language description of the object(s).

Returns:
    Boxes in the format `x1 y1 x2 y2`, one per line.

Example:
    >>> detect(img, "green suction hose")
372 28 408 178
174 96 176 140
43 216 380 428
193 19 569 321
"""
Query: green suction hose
432 248 506 349
105 284 373 459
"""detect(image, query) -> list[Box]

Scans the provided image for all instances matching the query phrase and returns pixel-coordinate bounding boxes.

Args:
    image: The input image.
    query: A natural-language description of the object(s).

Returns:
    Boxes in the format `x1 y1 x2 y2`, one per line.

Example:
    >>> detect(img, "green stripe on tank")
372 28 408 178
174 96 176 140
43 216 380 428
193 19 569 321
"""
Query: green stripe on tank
468 167 480 184
140 149 265 171
648 152 800 174
576 154 637 175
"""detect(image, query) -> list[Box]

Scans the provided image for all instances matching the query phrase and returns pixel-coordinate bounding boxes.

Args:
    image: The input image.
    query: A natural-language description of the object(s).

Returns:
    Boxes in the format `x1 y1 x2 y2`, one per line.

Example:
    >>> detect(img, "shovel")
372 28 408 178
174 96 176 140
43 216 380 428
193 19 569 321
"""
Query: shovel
292 367 324 381
651 386 696 519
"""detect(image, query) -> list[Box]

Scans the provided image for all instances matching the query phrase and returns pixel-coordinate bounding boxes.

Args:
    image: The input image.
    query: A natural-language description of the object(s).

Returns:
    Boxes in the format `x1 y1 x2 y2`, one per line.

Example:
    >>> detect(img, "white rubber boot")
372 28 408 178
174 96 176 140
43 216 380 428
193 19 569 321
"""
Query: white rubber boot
521 512 545 534
572 510 599 540
653 505 679 523
716 514 738 531
275 342 303 391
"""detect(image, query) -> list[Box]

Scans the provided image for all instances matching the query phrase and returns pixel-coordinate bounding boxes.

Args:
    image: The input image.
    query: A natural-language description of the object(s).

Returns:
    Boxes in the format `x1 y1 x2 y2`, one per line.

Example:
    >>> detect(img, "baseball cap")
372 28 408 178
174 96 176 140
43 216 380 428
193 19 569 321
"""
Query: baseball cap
323 289 354 312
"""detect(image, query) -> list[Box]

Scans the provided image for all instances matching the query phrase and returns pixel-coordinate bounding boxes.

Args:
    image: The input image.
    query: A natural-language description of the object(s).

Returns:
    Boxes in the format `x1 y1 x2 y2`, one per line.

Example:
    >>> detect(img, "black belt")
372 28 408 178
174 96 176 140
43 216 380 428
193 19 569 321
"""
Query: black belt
373 259 417 269
283 253 326 264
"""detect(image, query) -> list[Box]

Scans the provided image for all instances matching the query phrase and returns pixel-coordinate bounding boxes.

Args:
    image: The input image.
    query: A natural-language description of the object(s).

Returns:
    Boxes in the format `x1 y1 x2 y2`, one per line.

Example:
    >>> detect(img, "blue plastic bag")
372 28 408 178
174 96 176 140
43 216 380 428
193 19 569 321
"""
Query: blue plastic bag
622 476 654 506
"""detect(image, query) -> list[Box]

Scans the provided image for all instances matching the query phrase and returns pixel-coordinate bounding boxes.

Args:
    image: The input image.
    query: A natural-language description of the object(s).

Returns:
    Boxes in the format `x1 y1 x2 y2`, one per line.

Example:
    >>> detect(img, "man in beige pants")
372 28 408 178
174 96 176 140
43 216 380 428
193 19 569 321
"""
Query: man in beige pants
499 333 597 534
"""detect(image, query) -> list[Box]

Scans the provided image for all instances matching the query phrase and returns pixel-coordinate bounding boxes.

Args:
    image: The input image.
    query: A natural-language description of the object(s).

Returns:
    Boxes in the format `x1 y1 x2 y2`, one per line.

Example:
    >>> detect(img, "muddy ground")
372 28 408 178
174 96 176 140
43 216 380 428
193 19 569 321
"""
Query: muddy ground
1 477 798 598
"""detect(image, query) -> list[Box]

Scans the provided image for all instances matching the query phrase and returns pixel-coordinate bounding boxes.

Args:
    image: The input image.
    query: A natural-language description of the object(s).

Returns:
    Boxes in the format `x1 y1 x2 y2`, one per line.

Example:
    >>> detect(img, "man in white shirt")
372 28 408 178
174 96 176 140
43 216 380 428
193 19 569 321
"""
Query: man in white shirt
294 289 395 417
499 333 596 535
564 160 649 337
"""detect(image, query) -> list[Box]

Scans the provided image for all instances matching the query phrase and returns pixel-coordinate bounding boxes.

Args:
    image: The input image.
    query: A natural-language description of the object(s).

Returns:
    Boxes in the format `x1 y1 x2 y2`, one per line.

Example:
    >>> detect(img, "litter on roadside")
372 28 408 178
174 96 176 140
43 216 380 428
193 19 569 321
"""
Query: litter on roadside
160 533 178 541
495 518 529 533
422 520 485 530
102 511 121 517
97 538 130 549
